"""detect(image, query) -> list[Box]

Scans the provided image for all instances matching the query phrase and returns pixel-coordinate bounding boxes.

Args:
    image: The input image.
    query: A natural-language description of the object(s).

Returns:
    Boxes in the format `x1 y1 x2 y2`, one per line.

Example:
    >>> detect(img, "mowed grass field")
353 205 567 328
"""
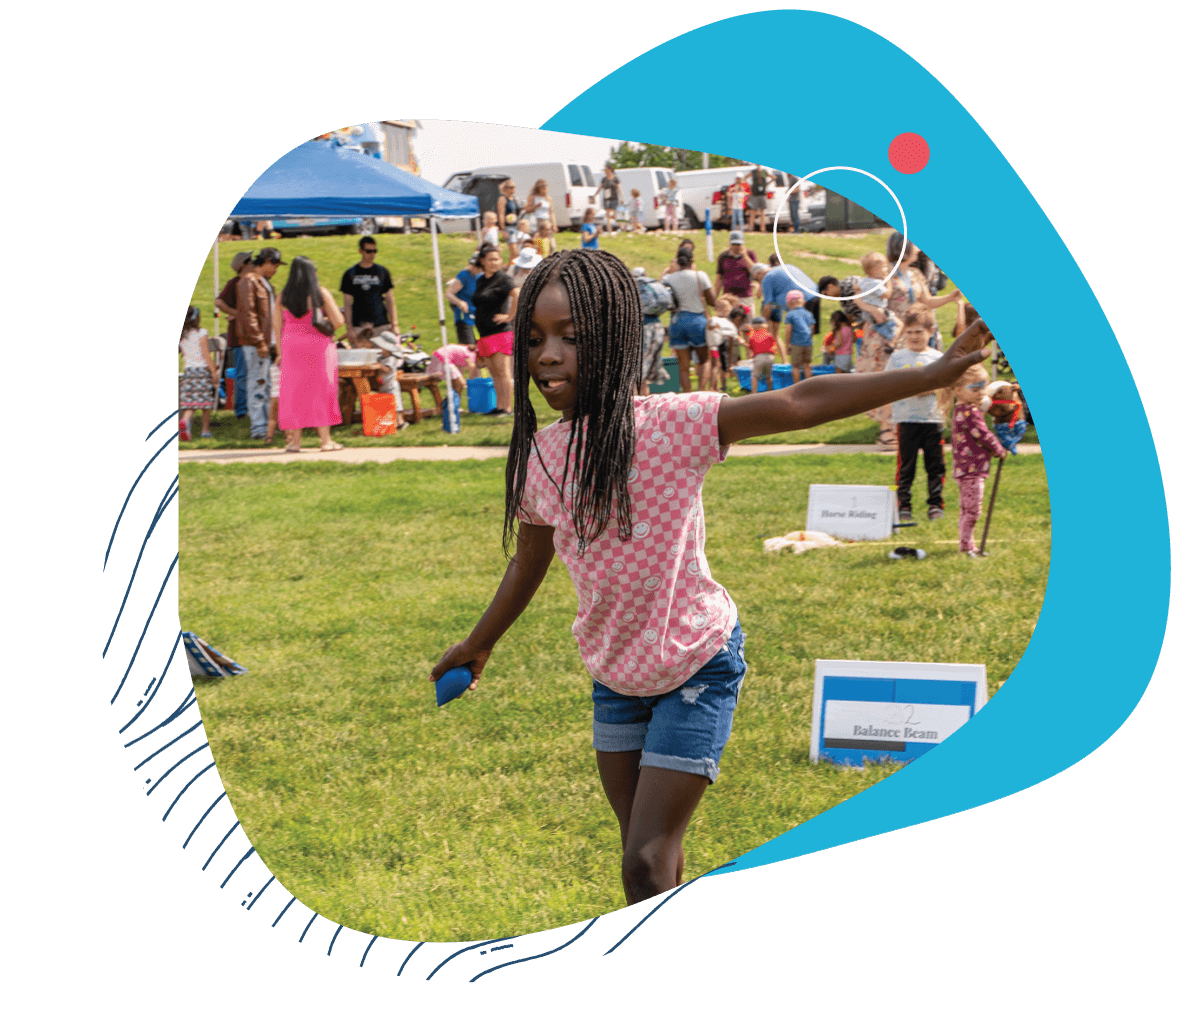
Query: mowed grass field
180 450 1050 942
182 230 1032 450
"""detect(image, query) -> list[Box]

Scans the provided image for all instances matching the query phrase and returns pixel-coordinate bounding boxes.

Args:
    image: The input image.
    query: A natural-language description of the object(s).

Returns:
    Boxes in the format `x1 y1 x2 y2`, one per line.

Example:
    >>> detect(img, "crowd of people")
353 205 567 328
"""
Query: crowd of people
184 224 1022 546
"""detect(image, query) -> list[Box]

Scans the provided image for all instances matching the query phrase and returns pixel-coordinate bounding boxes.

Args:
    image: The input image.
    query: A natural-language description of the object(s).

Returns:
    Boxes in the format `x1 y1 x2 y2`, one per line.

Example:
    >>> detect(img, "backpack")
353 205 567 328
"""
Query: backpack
637 277 675 317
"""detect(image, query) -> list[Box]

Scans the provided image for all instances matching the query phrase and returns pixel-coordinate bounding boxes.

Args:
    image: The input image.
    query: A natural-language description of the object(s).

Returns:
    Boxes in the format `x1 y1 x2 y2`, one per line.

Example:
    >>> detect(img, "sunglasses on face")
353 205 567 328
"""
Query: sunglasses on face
362 248 377 254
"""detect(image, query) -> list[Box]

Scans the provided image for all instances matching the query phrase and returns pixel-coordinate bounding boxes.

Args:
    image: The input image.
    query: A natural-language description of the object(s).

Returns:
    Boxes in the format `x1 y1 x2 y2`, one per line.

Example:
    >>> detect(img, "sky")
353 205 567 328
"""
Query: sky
411 119 625 188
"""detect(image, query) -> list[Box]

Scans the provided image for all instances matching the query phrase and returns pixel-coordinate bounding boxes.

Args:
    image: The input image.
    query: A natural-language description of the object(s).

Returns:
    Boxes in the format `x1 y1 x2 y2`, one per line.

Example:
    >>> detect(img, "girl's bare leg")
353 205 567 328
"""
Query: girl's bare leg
488 353 514 412
621 766 708 903
285 428 301 450
200 408 212 433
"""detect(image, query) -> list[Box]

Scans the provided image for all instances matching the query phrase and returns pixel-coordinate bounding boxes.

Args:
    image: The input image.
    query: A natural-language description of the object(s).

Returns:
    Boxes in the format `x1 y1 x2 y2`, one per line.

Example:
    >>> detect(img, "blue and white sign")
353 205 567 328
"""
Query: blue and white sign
806 485 898 541
810 659 988 766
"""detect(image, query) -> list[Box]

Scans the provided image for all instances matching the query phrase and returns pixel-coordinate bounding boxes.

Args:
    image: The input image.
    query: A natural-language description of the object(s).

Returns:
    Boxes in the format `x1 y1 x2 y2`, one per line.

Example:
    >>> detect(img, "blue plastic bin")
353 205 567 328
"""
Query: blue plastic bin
442 390 462 434
734 364 794 393
466 377 496 414
811 364 836 376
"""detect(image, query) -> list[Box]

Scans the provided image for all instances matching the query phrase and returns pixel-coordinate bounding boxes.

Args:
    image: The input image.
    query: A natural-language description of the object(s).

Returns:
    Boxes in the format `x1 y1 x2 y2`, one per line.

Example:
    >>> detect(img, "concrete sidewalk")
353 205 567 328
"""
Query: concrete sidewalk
179 442 1040 465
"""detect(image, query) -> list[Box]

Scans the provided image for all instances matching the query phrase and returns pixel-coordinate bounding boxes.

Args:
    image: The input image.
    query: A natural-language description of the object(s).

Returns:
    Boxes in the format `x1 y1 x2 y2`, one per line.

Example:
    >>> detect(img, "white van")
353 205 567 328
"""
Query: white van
611 167 675 229
454 161 598 231
675 166 791 230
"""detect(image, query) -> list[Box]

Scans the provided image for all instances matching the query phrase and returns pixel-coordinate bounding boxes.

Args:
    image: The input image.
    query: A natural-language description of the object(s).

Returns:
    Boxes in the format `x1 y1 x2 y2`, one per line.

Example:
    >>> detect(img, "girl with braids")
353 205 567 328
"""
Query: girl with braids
430 249 993 906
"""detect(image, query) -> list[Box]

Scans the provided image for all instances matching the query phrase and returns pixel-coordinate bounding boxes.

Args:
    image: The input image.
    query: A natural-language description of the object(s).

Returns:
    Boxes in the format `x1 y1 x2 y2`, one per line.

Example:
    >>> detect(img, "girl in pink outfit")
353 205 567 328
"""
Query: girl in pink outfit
271 256 346 452
426 342 477 396
951 362 1007 557
430 250 992 907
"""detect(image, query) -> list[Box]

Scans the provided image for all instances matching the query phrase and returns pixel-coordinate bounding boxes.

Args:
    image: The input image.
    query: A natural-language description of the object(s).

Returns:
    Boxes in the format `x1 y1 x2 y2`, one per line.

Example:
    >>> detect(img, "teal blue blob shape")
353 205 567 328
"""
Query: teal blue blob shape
543 10 1170 874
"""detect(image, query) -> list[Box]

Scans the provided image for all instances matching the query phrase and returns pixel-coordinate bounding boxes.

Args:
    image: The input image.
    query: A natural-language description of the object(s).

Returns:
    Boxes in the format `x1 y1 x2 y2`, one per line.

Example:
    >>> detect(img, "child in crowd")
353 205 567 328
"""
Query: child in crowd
727 173 749 230
886 305 946 522
430 248 990 906
427 342 477 398
828 311 855 373
854 251 900 345
628 189 644 233
535 217 557 259
580 207 599 250
741 314 778 392
951 352 1007 558
482 210 500 248
707 298 740 393
663 176 680 233
179 306 221 440
515 217 533 249
782 289 816 383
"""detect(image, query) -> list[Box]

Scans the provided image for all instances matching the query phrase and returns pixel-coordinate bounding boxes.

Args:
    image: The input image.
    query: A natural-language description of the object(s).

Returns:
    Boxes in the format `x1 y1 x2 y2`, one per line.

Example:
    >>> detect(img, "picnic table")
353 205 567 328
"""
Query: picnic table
337 364 444 426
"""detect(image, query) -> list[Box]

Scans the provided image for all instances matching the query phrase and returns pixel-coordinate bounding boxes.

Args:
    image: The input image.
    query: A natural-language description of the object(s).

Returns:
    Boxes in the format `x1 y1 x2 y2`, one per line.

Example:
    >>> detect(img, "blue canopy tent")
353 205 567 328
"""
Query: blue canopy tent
220 140 480 426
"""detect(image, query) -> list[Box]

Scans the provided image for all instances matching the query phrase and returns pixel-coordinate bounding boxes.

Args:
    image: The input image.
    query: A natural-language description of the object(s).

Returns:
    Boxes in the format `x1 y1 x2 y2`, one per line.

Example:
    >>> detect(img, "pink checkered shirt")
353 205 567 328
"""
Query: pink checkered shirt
519 392 735 697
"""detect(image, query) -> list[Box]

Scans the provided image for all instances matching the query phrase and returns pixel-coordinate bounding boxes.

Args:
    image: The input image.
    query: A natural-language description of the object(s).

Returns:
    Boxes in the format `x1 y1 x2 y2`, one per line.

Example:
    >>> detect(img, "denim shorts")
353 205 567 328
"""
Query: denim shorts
592 620 747 783
669 311 708 348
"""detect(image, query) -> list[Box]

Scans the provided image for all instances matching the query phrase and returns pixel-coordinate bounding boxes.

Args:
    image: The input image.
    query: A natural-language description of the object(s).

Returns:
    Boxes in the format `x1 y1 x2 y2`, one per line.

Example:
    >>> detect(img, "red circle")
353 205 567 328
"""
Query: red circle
888 133 930 174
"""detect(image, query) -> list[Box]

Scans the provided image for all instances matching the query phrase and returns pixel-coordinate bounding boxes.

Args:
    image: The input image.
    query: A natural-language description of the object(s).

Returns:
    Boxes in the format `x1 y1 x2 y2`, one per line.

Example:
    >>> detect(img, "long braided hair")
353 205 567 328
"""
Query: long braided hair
503 249 642 557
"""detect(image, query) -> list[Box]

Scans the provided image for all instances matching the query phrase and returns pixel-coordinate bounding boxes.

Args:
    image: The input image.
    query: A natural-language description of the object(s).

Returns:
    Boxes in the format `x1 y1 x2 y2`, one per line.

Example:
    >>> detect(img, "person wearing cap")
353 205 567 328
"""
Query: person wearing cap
783 289 817 382
727 173 750 230
714 231 758 307
233 247 284 440
446 252 483 348
340 235 399 345
215 250 255 416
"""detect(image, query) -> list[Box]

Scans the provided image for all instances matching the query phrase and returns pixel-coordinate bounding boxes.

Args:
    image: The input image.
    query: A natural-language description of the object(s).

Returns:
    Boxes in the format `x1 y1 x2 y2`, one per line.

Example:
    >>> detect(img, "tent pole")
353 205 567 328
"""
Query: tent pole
430 217 458 430
212 236 222 383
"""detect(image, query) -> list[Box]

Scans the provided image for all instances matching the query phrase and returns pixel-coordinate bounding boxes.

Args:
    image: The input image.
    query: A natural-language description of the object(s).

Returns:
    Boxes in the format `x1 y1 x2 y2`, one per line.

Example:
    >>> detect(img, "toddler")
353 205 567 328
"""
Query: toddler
828 310 855 373
854 251 900 344
178 306 220 440
482 210 500 248
952 358 1007 558
741 315 778 392
886 305 946 521
580 207 599 250
628 188 645 233
535 217 557 259
782 289 816 382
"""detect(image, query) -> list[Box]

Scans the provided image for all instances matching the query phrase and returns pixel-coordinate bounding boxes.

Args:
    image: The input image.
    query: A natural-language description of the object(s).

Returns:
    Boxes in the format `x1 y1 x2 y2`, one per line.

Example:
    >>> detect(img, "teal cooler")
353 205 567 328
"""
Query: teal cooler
467 377 496 414
649 356 681 394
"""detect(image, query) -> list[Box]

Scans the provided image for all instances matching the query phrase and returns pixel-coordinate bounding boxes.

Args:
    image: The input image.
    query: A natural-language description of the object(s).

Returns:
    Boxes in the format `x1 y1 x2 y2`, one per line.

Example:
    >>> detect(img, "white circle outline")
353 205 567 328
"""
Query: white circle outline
771 166 908 303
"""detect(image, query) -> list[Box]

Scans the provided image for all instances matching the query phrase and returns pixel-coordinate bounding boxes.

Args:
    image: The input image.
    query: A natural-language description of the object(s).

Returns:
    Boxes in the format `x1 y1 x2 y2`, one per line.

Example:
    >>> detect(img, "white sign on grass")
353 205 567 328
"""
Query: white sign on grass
810 658 989 766
805 484 898 541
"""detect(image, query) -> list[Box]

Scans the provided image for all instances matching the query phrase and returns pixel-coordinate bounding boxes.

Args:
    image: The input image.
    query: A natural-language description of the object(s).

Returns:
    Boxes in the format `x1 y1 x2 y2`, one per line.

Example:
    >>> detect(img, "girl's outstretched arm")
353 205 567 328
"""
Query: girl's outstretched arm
429 522 557 692
717 319 992 445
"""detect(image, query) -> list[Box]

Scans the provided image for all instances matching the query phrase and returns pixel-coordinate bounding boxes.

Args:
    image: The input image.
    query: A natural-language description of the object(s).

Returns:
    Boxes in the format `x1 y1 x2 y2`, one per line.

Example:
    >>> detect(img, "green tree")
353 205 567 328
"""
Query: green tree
606 142 745 171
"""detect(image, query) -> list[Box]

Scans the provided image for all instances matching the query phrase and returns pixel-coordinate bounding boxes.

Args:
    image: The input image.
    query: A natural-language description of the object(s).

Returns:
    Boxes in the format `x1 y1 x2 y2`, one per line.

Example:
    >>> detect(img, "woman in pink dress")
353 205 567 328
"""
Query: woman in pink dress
271 256 346 452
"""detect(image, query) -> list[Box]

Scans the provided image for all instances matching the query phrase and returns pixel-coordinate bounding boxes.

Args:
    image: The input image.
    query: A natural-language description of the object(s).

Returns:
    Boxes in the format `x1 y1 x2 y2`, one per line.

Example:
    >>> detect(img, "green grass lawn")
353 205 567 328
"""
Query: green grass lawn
181 451 1049 942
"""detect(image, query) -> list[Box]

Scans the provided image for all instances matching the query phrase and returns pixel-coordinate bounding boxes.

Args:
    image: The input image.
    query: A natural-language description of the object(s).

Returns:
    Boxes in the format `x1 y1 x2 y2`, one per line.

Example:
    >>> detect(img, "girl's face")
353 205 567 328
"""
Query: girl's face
528 281 578 420
482 250 503 274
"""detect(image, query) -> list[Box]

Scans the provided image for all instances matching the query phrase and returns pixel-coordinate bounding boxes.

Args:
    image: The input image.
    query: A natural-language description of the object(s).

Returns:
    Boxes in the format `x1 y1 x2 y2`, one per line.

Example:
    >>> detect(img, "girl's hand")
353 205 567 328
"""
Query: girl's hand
493 313 511 324
430 640 491 692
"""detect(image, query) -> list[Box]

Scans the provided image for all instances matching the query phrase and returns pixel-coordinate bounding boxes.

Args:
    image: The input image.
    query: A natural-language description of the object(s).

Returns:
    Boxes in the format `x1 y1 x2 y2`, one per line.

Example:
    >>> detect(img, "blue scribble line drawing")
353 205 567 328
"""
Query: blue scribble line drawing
360 935 379 967
247 875 274 911
426 937 515 980
162 762 216 822
119 637 185 736
327 924 343 956
471 918 598 981
105 427 178 569
604 861 736 955
221 846 256 888
124 686 196 743
103 476 178 657
396 942 423 977
299 913 319 944
146 408 181 442
111 552 178 705
145 741 210 796
183 791 226 847
135 719 202 770
203 821 240 871
273 896 297 928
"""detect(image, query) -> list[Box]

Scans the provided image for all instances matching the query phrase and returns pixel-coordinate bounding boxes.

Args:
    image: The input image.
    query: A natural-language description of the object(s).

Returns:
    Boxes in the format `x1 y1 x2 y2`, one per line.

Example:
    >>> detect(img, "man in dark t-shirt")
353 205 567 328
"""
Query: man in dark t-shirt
340 235 398 341
747 165 770 233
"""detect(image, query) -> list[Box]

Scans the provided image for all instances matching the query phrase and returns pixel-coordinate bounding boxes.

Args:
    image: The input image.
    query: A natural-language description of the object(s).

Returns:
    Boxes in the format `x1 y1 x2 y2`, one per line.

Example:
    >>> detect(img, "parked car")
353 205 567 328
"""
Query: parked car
441 161 598 232
227 216 376 238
